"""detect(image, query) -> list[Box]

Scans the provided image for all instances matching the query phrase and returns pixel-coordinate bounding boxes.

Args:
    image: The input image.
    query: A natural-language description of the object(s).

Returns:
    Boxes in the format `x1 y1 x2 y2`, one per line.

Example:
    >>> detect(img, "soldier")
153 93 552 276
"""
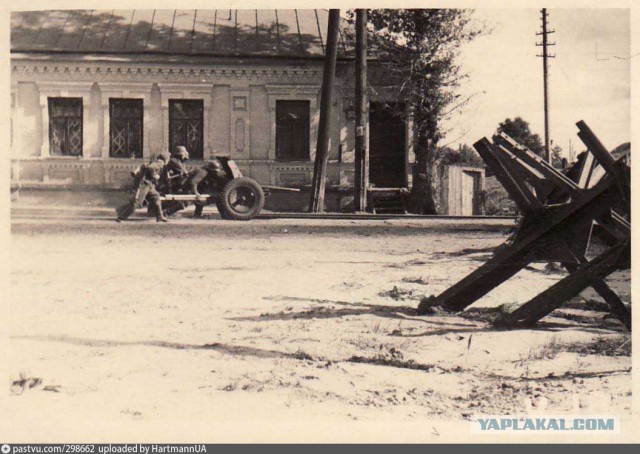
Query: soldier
164 146 190 193
162 159 229 218
189 159 229 217
160 146 191 216
115 153 169 222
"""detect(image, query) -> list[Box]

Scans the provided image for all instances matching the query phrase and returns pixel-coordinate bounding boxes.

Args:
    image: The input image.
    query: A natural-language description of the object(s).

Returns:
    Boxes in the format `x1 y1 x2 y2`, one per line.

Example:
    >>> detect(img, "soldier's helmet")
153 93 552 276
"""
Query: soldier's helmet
206 159 223 171
173 146 190 161
154 152 170 162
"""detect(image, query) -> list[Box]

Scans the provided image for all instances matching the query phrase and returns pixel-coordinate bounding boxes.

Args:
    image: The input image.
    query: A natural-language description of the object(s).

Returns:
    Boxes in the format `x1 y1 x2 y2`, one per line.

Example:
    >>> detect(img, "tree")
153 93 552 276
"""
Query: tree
435 143 484 167
550 145 564 169
495 117 544 157
363 9 483 214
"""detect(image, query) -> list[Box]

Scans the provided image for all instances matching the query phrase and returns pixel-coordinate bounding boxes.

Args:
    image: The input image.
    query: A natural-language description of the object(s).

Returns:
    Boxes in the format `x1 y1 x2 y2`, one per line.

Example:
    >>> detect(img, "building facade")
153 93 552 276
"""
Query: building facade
11 10 415 200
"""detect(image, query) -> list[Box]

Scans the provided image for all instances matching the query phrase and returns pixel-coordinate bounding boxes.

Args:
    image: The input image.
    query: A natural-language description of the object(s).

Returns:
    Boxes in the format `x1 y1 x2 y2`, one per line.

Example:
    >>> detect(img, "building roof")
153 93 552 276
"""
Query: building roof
11 10 355 59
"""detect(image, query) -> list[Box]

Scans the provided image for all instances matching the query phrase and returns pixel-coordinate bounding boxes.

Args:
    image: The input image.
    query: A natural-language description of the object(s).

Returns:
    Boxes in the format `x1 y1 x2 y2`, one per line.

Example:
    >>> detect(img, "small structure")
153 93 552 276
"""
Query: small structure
441 165 485 216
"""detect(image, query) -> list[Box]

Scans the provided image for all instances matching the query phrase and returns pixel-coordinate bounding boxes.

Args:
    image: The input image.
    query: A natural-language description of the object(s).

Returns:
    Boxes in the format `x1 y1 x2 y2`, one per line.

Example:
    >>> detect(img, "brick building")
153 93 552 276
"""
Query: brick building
10 9 416 208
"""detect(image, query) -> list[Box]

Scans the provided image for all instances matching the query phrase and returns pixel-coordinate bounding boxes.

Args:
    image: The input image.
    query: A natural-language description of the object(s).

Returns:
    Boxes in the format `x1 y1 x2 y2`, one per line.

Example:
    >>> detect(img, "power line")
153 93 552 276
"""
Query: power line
536 8 555 164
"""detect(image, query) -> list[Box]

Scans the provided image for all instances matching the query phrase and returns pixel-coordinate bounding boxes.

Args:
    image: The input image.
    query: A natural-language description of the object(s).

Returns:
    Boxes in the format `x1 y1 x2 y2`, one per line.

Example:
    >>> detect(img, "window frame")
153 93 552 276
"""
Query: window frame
109 98 144 159
169 99 205 160
48 97 83 157
275 100 311 161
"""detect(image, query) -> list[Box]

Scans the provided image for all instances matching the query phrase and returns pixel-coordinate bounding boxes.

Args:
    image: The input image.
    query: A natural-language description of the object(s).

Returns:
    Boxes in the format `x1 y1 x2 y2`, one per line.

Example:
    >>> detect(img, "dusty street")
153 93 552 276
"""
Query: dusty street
6 214 631 441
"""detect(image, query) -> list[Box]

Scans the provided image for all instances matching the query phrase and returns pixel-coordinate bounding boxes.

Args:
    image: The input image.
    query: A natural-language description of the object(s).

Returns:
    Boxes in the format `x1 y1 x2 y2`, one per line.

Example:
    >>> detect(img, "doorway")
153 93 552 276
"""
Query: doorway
461 170 482 215
369 102 406 187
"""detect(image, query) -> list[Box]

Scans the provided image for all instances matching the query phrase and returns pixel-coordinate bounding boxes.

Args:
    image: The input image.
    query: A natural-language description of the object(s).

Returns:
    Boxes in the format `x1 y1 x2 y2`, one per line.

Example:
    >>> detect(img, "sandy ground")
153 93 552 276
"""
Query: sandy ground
4 212 632 442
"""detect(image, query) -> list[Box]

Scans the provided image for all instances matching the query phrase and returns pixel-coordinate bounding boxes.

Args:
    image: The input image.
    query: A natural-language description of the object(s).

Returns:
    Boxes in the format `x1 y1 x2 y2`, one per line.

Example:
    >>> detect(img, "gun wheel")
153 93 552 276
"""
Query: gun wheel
217 177 265 221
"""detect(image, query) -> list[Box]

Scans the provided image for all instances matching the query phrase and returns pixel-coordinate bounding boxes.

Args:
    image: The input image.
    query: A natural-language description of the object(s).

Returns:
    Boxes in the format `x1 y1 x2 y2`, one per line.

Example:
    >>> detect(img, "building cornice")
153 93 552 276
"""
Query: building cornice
11 59 326 85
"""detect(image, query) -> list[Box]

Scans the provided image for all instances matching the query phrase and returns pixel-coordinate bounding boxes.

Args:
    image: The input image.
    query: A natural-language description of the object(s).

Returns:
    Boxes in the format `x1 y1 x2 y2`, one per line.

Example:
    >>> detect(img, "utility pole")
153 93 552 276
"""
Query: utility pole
536 8 555 164
309 9 340 212
569 138 574 163
354 9 369 212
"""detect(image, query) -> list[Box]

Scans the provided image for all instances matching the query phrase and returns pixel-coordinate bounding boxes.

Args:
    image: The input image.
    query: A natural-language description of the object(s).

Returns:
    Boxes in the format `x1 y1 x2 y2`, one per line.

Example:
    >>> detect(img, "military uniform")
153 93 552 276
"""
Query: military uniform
164 156 189 192
187 166 227 195
161 146 192 216
115 156 168 222
189 161 229 217
162 160 229 217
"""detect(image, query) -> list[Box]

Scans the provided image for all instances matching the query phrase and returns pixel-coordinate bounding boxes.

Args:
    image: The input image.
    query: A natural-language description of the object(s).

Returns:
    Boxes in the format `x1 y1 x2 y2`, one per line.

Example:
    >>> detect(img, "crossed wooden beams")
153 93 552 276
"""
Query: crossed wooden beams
417 121 631 330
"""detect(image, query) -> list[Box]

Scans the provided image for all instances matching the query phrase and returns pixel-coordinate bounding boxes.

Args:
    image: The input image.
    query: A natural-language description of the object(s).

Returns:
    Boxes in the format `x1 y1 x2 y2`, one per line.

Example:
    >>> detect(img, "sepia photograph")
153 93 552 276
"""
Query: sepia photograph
1 0 635 445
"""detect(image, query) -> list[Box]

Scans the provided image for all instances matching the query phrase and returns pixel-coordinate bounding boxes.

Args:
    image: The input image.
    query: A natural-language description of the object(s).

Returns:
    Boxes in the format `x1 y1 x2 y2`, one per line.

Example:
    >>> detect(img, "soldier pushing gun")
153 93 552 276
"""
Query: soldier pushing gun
115 152 170 222
189 159 229 218
160 146 192 216
165 146 190 192
163 158 230 218
114 146 266 221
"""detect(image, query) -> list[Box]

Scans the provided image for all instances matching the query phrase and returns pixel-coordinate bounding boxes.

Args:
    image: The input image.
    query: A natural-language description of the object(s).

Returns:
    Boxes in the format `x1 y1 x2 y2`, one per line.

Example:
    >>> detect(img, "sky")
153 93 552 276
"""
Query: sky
441 8 631 158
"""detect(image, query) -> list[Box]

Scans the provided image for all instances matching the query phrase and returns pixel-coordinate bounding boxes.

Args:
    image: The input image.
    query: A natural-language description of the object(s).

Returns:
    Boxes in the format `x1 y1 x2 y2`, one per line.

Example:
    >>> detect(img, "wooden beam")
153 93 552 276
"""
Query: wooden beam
425 170 618 313
576 120 630 202
577 151 596 189
495 241 628 328
588 276 632 330
565 260 631 331
419 131 630 330
473 138 542 212
417 244 532 314
495 133 579 192
493 143 561 202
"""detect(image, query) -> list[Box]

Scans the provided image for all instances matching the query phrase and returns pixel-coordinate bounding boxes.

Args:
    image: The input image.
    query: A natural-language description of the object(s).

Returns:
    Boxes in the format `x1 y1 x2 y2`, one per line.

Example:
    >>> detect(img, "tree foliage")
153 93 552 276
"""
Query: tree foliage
550 145 564 169
495 117 545 157
436 143 484 167
495 117 568 167
361 9 482 213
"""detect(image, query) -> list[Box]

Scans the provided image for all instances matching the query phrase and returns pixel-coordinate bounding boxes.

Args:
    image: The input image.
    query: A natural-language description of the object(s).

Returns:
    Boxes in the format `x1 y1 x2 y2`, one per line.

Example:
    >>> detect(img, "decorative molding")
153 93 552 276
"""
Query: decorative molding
265 84 320 111
233 96 247 111
12 61 324 85
11 157 350 188
265 85 320 160
157 83 214 108
98 84 154 158
36 82 94 157
98 83 153 107
37 82 94 107
272 163 314 170
229 89 250 159
155 84 215 156
235 119 246 152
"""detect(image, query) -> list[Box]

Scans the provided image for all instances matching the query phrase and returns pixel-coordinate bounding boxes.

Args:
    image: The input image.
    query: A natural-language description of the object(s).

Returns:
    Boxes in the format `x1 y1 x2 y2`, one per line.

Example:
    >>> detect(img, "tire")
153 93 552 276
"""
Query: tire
217 177 265 221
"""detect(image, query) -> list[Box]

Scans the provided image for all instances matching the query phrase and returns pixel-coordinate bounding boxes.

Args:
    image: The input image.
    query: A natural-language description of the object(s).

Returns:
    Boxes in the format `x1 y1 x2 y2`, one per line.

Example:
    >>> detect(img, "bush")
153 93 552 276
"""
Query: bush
484 176 517 216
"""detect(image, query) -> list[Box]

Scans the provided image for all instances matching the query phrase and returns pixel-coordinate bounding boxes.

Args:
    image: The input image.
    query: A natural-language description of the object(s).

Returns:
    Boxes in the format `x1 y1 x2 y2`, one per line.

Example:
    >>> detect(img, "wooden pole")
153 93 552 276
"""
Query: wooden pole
536 9 555 164
354 9 369 212
542 9 550 163
309 9 340 212
495 242 627 328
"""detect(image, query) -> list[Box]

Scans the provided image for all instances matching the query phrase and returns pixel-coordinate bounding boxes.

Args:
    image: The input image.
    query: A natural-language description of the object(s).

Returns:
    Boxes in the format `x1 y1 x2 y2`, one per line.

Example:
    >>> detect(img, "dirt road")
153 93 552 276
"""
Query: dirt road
6 215 631 442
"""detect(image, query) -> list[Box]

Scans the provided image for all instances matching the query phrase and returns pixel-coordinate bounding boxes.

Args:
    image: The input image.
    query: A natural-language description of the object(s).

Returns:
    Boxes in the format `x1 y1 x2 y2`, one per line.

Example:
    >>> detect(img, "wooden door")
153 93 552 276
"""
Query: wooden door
369 102 406 187
276 101 310 160
462 170 481 215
